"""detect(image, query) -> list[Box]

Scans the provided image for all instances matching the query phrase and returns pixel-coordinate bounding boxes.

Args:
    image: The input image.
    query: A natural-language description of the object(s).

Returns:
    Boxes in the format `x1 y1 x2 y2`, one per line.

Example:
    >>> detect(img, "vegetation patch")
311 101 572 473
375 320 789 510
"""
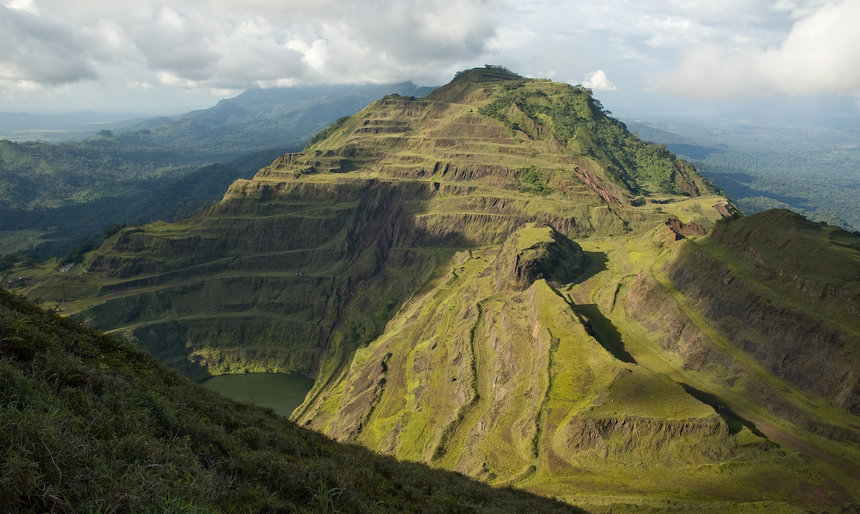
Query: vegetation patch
517 167 554 196
477 80 712 196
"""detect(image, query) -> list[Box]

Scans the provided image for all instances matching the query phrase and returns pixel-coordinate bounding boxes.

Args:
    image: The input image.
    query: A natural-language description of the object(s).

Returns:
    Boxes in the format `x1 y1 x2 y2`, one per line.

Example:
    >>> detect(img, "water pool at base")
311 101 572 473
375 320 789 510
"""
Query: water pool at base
201 373 314 417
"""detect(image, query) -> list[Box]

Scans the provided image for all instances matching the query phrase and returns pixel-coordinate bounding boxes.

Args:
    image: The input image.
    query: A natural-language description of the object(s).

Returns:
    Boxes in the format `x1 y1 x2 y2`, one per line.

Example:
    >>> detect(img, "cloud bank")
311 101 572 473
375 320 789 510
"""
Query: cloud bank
2 0 859 113
655 0 860 98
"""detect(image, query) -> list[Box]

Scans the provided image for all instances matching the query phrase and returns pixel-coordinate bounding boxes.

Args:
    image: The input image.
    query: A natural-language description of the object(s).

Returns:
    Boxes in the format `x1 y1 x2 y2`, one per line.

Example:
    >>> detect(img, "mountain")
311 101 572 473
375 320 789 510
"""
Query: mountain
0 82 432 258
12 67 859 511
0 288 579 513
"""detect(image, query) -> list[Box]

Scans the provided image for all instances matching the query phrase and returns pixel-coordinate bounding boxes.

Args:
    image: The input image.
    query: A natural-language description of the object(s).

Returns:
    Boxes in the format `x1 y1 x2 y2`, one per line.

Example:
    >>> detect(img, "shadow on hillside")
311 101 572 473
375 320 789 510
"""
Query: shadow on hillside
679 383 766 437
573 303 636 364
573 250 608 285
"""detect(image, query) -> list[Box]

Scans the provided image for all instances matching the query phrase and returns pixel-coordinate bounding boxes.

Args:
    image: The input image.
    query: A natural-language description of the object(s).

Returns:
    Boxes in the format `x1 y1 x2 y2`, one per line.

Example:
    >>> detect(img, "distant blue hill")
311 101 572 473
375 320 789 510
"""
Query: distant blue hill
111 82 435 160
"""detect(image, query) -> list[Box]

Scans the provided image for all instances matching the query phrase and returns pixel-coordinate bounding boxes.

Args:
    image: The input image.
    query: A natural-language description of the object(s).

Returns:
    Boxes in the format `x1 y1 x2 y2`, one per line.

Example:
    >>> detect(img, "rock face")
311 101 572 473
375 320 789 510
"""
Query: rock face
75 179 435 379
21 68 859 511
664 217 707 239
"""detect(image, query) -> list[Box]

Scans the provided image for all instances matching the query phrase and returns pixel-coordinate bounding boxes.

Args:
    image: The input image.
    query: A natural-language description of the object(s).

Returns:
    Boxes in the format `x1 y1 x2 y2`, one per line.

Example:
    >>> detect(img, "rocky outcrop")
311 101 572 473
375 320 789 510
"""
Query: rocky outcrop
664 217 707 240
573 167 619 204
713 202 741 218
492 223 588 291
564 415 735 464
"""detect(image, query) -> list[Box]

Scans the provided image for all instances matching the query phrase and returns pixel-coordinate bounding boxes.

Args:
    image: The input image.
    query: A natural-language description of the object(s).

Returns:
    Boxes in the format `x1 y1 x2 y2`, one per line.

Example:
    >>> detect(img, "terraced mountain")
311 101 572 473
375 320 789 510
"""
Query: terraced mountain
16 67 860 511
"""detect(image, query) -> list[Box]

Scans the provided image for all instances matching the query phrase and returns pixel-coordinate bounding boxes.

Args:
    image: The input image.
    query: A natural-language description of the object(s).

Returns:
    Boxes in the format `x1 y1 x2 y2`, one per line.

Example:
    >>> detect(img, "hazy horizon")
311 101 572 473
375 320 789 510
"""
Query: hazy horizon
2 1 858 120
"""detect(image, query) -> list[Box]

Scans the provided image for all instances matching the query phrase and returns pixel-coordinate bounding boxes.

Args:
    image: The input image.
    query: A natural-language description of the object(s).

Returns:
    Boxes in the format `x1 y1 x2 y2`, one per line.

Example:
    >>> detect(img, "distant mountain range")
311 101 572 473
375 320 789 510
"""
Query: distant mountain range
103 82 435 161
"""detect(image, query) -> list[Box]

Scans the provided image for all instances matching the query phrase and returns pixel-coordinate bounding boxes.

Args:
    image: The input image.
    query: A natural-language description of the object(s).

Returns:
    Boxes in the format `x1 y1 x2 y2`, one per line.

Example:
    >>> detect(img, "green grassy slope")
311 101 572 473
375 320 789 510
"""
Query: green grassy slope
0 287 581 513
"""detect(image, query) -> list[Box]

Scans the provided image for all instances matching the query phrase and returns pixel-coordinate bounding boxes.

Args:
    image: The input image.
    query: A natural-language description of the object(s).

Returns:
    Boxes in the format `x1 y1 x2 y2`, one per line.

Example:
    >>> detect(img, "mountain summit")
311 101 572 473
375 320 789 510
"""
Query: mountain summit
17 67 859 511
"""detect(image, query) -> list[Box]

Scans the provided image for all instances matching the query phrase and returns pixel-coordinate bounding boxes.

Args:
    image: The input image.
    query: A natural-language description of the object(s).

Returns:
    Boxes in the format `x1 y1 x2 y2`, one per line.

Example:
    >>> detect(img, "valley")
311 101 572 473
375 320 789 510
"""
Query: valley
5 67 859 511
629 117 860 231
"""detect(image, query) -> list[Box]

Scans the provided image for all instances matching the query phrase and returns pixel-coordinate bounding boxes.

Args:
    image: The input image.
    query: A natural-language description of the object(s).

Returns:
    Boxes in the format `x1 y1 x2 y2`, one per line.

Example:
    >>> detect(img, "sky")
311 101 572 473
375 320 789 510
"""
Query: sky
1 0 859 118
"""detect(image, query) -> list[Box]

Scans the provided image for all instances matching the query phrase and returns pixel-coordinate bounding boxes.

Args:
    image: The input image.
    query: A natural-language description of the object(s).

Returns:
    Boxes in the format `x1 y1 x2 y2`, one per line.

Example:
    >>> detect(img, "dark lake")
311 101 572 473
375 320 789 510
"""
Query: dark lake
201 373 314 417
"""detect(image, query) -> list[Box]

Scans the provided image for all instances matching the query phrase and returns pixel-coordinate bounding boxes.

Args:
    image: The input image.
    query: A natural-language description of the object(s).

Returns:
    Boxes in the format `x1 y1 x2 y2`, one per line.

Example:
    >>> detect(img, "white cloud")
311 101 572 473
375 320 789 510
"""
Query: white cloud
0 0 501 94
128 81 153 91
0 5 99 84
582 70 617 91
3 0 38 14
655 0 860 98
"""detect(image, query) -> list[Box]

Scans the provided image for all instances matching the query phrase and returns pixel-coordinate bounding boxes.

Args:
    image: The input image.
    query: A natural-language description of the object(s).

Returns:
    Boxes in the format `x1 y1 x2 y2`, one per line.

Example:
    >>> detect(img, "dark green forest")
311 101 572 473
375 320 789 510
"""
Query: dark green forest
477 80 709 195
0 141 288 260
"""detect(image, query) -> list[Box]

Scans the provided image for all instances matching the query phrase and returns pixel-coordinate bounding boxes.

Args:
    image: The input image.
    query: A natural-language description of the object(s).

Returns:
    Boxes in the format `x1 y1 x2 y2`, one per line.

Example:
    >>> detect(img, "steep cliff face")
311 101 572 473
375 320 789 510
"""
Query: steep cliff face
74 179 431 380
659 211 860 415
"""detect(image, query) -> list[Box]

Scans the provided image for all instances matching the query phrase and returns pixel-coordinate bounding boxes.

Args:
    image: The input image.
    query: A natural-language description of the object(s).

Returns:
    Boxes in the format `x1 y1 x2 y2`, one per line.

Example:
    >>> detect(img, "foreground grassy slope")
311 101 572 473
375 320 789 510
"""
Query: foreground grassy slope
0 287 580 513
